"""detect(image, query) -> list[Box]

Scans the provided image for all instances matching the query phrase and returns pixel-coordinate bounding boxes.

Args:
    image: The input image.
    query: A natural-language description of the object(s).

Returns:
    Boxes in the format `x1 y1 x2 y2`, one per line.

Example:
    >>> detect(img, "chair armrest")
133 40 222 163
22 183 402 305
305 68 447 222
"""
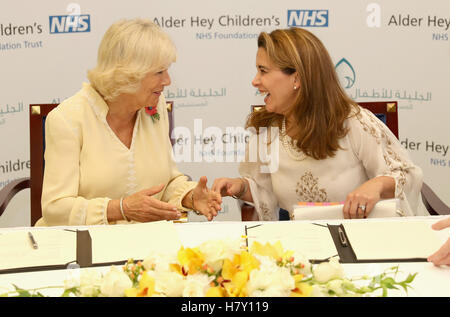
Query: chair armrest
0 177 30 217
421 182 450 216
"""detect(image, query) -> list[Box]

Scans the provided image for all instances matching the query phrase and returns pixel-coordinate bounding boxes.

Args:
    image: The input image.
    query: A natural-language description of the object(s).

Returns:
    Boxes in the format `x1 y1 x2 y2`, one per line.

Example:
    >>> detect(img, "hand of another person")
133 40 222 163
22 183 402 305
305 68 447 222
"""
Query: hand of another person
191 176 222 221
212 177 245 197
428 217 450 266
122 184 180 222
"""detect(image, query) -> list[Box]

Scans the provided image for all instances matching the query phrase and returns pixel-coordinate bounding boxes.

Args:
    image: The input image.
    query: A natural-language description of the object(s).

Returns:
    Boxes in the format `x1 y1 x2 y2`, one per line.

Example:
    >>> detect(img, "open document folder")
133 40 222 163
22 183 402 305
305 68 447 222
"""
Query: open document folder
293 199 403 220
0 229 76 272
0 221 181 273
343 220 443 261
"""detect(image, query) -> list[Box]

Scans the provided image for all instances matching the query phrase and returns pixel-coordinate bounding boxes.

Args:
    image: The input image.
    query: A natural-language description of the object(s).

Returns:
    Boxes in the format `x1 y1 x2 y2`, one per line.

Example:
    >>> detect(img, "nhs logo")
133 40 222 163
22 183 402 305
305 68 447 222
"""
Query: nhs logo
49 15 91 34
287 10 329 27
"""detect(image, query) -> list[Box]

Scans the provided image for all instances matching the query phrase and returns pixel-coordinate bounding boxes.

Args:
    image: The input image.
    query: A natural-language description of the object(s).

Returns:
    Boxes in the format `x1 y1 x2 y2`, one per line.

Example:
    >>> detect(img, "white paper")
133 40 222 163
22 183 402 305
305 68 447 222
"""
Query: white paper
0 230 76 270
293 199 401 220
246 222 338 261
89 221 182 264
176 222 246 248
343 221 443 260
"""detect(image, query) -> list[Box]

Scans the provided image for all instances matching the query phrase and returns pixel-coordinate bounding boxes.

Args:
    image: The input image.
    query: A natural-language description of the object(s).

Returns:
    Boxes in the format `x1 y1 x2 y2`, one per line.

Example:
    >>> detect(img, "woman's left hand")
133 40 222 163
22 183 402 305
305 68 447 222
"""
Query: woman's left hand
343 176 395 219
428 217 450 266
191 176 222 221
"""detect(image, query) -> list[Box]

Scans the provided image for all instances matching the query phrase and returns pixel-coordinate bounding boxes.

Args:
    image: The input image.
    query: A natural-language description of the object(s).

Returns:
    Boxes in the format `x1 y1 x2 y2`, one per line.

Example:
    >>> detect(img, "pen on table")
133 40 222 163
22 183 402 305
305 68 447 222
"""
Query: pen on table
28 231 38 249
338 227 348 247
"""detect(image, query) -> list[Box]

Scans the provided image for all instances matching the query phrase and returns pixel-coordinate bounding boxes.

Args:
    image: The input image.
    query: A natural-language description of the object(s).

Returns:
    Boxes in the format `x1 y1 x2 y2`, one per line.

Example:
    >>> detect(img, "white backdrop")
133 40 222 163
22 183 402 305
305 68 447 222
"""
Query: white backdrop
0 0 448 226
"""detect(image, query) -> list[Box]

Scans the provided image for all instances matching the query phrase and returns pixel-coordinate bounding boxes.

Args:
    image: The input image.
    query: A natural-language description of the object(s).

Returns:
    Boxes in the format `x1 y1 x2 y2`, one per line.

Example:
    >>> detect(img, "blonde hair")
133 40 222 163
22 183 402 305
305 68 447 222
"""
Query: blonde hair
87 18 177 101
247 28 358 160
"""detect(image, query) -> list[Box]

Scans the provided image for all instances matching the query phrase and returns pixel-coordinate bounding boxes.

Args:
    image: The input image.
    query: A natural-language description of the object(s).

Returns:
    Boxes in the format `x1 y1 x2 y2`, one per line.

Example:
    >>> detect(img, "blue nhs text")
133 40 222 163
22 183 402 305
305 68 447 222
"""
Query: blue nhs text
287 10 328 27
49 15 91 34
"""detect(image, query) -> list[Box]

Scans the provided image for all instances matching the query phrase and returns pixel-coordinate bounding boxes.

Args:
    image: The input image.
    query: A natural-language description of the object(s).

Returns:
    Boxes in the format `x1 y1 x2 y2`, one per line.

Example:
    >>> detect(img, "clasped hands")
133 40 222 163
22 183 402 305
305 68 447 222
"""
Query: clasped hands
120 176 222 222
119 176 249 222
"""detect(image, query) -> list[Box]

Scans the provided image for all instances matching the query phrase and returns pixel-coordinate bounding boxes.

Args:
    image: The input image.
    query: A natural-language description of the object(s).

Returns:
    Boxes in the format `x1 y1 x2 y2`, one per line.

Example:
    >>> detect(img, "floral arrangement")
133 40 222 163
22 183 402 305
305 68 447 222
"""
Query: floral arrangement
145 106 160 122
1 240 416 297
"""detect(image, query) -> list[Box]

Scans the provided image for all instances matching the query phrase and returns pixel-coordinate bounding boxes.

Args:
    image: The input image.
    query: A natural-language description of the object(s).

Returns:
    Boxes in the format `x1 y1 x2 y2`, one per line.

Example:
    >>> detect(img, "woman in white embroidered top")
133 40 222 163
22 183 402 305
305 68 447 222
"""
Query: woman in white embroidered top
37 18 221 226
212 28 423 220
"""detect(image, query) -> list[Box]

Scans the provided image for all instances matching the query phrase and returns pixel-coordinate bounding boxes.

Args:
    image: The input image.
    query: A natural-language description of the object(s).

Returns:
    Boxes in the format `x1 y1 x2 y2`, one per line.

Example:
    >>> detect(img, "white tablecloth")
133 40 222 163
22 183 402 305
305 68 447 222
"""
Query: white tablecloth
0 216 449 297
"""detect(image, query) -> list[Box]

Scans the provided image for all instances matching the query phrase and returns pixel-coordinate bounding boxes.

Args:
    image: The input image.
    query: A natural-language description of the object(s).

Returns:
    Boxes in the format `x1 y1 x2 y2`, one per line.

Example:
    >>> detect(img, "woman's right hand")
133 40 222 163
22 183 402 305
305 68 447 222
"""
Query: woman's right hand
121 184 181 222
212 177 245 197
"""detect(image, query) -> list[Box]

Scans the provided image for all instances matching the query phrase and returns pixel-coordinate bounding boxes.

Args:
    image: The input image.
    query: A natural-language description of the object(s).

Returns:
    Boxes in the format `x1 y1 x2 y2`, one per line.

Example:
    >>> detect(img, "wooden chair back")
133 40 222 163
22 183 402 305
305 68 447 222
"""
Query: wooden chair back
29 104 59 225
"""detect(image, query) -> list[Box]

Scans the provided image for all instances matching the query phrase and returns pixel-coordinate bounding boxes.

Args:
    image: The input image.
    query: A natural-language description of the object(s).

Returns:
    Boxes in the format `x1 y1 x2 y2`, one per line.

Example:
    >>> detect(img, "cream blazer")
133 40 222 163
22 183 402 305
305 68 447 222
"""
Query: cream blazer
37 83 196 226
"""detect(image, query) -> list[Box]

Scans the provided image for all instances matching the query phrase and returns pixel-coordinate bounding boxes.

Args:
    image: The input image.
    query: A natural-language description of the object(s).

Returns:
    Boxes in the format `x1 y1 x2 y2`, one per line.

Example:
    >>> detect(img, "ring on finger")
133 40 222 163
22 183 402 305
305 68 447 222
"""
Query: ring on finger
358 205 366 212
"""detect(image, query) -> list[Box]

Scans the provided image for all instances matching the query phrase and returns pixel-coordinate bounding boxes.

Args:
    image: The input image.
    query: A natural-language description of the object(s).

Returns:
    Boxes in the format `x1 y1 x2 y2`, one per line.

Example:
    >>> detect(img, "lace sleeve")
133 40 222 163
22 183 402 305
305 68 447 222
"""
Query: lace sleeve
347 107 423 215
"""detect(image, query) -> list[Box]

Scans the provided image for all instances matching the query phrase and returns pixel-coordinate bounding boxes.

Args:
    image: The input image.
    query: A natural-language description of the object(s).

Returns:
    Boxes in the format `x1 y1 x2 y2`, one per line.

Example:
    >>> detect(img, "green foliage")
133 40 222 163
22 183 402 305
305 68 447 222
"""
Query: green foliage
308 265 417 297
356 266 417 297
6 285 46 297
61 287 80 297
150 113 160 123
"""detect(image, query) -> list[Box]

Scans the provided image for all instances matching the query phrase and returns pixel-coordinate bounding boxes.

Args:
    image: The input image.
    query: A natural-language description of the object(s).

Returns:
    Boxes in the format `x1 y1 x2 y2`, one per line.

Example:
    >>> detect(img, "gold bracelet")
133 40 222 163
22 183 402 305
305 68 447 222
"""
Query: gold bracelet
190 190 201 215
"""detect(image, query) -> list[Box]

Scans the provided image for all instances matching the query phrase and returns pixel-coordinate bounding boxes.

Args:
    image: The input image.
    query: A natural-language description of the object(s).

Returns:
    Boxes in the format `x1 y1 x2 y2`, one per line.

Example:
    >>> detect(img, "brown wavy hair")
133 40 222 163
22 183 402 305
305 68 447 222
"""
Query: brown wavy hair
246 28 358 160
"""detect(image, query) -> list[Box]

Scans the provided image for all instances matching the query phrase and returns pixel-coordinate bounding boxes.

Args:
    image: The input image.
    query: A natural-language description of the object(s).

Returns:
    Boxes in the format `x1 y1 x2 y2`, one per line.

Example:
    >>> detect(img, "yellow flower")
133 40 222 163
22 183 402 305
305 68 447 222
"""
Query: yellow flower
177 247 205 275
221 251 260 297
240 251 260 273
293 274 304 283
222 259 236 281
169 263 182 275
290 274 312 297
225 271 249 297
290 283 313 297
124 272 156 297
250 241 294 263
206 286 225 297
124 288 139 297
222 252 259 280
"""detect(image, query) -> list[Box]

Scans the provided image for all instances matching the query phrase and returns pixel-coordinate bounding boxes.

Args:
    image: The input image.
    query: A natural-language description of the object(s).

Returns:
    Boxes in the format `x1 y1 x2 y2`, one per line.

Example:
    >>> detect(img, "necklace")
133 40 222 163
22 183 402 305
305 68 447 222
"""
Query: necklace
281 118 306 161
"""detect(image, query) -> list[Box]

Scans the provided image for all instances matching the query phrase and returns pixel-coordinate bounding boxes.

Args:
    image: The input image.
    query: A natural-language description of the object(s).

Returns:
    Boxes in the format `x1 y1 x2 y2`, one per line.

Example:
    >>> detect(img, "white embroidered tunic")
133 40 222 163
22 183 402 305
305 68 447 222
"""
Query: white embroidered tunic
239 107 423 220
37 83 196 226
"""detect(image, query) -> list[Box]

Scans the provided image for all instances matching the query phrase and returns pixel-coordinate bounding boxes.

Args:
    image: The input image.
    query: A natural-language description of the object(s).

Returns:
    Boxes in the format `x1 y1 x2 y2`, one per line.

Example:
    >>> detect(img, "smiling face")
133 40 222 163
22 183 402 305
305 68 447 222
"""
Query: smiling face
252 48 299 116
133 69 171 108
